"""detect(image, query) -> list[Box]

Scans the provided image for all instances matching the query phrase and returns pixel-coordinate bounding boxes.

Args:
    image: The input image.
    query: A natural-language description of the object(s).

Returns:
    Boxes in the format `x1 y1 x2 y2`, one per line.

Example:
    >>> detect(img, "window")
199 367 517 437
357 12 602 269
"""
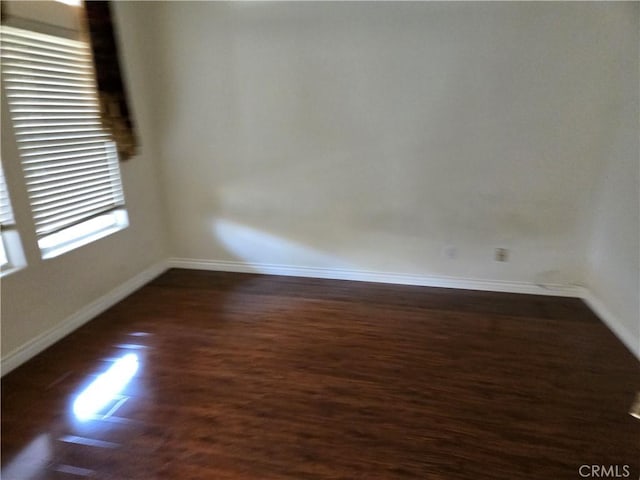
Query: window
0 160 16 269
0 158 25 274
1 25 128 259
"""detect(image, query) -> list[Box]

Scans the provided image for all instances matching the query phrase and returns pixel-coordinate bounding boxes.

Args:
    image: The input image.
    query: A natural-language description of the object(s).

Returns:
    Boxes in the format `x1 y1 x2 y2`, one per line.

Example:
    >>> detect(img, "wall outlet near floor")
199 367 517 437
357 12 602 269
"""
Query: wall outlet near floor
495 248 509 262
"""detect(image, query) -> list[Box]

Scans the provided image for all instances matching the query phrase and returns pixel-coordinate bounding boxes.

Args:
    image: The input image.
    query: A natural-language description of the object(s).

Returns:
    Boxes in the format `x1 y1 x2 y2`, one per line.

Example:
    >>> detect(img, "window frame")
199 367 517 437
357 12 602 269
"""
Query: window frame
0 159 26 276
1 24 129 260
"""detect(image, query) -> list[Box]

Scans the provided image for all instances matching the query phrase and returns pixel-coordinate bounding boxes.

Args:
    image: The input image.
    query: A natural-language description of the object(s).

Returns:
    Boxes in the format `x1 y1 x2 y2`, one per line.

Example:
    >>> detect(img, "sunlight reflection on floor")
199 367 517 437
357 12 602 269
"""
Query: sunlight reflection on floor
72 353 139 422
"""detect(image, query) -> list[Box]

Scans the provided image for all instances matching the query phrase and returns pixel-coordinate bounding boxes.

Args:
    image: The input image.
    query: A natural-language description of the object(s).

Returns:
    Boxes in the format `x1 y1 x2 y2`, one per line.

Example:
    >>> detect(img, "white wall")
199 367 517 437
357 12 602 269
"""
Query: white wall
2 1 638 370
0 1 169 370
149 2 630 291
585 3 640 357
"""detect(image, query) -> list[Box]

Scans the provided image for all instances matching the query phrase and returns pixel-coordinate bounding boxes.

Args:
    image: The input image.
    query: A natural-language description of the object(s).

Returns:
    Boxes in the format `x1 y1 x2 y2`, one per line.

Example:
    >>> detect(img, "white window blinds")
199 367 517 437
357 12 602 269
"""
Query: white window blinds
1 26 125 240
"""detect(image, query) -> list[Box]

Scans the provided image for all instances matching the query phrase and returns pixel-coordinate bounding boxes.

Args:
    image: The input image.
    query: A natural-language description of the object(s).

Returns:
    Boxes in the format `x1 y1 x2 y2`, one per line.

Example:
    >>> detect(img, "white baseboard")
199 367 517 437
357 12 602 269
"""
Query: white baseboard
168 257 582 297
169 258 639 361
5 257 635 376
582 290 640 361
1 260 169 376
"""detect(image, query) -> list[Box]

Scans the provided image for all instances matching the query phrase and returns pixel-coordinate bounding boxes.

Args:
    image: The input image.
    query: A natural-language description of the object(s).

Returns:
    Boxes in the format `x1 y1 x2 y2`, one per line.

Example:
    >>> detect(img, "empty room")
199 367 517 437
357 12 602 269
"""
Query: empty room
1 1 638 479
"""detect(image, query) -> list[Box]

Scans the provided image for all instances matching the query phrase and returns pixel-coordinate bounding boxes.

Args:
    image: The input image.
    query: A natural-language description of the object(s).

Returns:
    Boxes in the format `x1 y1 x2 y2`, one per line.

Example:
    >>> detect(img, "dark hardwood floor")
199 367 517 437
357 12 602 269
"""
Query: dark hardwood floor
2 269 639 479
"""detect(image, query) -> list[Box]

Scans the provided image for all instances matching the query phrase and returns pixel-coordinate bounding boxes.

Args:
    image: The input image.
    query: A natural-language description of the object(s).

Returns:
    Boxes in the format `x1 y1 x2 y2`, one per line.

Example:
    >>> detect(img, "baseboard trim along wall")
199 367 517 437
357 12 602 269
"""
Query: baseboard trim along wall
0 260 169 376
168 257 582 297
4 257 637 376
169 258 639 361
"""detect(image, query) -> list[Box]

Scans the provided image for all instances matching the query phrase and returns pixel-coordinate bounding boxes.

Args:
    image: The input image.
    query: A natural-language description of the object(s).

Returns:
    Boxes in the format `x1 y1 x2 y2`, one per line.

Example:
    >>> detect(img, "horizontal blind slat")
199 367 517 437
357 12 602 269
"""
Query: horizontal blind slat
2 52 92 70
21 145 108 161
3 69 95 84
34 195 120 221
2 45 89 65
22 147 110 163
24 157 111 171
8 86 94 96
25 163 116 181
31 185 115 212
15 127 105 138
6 78 91 90
8 93 97 102
19 137 108 153
3 63 94 78
15 112 101 120
36 204 123 236
26 167 117 185
9 106 97 113
28 178 117 201
27 174 122 197
15 120 102 128
26 167 117 187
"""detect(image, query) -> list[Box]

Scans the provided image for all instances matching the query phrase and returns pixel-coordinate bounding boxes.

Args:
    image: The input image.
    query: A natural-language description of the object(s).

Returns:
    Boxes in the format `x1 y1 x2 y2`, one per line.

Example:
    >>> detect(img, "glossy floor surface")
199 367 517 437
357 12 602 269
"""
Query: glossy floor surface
2 269 639 479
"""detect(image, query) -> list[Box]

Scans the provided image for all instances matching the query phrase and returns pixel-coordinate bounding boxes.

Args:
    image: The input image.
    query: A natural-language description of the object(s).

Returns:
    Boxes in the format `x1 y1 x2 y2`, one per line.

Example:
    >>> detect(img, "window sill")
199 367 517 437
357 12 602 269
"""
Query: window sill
1 229 26 277
40 210 129 260
0 263 25 278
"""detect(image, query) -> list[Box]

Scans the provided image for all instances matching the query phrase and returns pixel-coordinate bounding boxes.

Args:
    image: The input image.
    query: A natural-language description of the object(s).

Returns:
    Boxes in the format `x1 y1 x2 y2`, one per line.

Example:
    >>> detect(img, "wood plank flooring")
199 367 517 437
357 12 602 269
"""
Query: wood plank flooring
2 269 639 479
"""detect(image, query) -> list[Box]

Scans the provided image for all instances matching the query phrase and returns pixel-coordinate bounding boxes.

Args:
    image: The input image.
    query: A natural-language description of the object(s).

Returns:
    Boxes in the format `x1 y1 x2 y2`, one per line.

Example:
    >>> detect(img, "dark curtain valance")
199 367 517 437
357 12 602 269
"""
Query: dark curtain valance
83 1 137 161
